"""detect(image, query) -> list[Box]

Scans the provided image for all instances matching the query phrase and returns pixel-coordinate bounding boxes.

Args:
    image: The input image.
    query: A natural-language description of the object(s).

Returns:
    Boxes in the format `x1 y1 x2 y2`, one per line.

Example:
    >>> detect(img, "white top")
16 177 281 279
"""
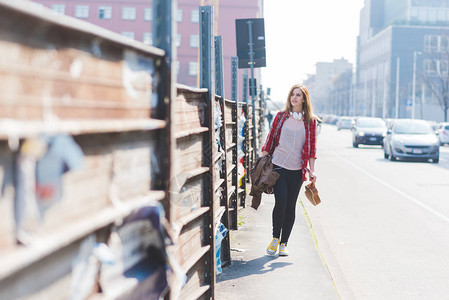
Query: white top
272 117 306 170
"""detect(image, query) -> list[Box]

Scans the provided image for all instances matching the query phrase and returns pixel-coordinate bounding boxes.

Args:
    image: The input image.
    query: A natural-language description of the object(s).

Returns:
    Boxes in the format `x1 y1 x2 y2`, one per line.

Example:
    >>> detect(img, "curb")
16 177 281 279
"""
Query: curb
299 198 342 300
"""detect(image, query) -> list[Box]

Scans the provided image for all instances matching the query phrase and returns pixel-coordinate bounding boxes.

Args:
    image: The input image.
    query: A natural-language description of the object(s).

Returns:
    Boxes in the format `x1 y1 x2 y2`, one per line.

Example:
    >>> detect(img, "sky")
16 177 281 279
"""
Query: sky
261 0 365 105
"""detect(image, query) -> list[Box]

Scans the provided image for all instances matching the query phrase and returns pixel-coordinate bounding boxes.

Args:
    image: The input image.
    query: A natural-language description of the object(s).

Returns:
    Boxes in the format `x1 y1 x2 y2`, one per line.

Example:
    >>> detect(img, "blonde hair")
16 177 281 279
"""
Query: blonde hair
284 84 314 124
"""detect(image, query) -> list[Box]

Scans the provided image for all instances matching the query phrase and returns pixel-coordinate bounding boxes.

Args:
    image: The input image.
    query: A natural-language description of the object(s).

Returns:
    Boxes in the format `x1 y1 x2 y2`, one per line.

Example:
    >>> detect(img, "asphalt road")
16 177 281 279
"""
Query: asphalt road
308 124 449 300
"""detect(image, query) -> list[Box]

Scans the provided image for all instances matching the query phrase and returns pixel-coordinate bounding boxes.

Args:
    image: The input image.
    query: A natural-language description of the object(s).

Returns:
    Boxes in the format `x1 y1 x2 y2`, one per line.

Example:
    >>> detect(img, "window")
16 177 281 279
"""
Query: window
176 9 183 22
424 35 438 52
143 33 153 45
144 8 152 21
437 9 446 21
428 9 437 22
424 59 436 75
191 10 199 23
418 8 427 22
98 6 112 19
439 60 448 76
51 4 65 14
189 62 198 76
175 34 181 47
75 5 89 18
440 36 449 51
122 7 136 20
190 35 199 48
121 32 135 40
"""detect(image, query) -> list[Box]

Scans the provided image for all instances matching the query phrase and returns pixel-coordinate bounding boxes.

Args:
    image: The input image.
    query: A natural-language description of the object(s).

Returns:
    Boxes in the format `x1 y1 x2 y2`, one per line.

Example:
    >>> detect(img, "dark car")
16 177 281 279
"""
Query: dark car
383 119 439 163
352 117 387 147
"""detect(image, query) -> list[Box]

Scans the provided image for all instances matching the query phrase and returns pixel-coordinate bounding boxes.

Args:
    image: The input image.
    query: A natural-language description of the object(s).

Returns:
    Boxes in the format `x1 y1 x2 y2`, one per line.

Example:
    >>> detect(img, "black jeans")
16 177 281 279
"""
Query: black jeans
272 164 303 244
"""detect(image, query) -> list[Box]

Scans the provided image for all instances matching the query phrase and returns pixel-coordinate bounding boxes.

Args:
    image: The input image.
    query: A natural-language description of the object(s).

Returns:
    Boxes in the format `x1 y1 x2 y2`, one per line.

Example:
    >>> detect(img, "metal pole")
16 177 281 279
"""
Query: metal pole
412 51 422 119
363 72 367 116
231 57 238 101
412 51 417 119
214 36 224 98
242 70 248 103
199 6 215 97
371 68 376 117
382 62 388 119
421 82 425 119
153 0 173 62
247 20 257 155
395 57 400 119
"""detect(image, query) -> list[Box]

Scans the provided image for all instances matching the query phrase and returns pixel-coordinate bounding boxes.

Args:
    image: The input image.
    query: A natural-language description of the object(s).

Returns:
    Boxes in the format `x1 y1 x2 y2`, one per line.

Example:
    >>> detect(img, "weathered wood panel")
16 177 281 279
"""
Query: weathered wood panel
0 2 169 299
177 218 205 266
0 142 15 251
171 176 204 222
0 1 162 122
179 258 209 300
174 134 204 176
170 86 214 300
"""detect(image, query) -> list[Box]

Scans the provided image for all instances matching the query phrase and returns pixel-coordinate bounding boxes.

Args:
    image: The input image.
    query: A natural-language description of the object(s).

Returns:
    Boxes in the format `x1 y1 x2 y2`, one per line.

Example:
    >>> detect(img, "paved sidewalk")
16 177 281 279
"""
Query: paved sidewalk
215 193 340 300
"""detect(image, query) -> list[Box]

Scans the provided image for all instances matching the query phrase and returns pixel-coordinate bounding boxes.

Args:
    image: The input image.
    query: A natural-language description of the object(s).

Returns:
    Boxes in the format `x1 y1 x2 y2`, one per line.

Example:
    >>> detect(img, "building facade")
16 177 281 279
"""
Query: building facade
305 58 353 115
356 0 449 121
31 0 263 100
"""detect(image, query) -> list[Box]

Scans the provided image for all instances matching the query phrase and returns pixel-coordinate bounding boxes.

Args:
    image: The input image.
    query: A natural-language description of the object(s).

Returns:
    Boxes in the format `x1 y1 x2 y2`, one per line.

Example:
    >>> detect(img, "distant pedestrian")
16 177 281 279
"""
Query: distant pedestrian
261 84 318 256
267 110 273 127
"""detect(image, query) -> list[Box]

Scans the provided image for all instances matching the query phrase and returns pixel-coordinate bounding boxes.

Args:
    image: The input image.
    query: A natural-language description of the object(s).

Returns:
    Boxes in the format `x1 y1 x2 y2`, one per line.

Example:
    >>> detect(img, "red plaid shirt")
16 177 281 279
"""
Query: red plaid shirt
262 111 317 181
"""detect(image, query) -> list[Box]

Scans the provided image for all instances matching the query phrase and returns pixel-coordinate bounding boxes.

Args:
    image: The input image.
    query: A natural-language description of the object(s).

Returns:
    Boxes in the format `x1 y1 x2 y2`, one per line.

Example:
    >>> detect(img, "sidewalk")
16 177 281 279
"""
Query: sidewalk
215 193 340 300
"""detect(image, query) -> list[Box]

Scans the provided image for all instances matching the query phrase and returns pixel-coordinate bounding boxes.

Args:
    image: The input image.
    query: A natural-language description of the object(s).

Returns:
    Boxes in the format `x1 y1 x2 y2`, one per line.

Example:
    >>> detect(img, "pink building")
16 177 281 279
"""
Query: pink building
30 0 263 99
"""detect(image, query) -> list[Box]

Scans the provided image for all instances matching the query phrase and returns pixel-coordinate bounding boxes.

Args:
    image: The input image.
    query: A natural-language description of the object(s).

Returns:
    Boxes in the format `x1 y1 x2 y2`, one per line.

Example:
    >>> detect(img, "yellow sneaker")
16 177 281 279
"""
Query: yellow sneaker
266 238 279 255
279 243 289 256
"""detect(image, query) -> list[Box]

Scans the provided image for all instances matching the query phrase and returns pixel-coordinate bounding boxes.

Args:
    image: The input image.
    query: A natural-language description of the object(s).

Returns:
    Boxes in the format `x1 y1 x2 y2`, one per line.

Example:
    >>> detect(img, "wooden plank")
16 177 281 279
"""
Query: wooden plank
174 134 203 176
181 285 210 300
0 119 167 140
175 207 210 234
0 40 155 121
179 253 209 300
177 220 206 267
171 177 204 221
0 1 165 57
175 93 206 133
0 191 165 282
175 127 209 140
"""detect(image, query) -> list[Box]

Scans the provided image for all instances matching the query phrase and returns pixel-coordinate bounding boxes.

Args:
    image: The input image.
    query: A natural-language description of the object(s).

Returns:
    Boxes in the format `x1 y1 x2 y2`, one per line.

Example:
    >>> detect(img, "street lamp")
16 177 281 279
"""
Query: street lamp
412 50 422 119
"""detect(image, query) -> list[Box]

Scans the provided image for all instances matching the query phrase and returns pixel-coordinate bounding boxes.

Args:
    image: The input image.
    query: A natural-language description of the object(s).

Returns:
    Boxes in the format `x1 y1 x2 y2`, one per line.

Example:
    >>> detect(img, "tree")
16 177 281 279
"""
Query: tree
423 34 449 121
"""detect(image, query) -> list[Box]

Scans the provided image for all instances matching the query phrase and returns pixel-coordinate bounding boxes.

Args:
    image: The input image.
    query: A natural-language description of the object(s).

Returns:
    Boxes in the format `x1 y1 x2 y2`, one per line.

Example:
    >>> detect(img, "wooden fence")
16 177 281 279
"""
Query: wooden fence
0 1 265 299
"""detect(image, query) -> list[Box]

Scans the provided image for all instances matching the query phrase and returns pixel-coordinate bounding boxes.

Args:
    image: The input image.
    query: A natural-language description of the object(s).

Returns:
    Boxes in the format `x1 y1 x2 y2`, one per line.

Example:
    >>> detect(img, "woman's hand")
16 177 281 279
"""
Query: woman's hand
261 150 269 156
309 170 317 183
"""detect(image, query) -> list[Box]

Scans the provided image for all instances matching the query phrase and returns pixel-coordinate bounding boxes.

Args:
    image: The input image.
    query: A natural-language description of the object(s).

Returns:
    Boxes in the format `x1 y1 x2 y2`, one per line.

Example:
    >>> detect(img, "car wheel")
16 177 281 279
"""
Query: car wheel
432 158 439 163
389 146 397 161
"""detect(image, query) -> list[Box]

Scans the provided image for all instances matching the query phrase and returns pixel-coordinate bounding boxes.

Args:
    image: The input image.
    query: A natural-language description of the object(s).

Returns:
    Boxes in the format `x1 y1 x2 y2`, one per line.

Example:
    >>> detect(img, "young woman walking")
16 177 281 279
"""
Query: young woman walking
261 84 318 256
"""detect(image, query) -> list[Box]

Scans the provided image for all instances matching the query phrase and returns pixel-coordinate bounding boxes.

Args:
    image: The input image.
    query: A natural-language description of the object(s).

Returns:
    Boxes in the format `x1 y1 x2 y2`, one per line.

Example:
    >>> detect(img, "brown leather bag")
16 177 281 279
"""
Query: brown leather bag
304 168 321 206
304 182 321 206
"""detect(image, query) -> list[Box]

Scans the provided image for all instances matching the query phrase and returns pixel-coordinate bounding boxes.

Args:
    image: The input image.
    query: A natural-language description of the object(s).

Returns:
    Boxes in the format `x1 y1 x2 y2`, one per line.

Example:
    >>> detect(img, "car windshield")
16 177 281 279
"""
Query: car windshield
357 119 385 128
393 122 433 134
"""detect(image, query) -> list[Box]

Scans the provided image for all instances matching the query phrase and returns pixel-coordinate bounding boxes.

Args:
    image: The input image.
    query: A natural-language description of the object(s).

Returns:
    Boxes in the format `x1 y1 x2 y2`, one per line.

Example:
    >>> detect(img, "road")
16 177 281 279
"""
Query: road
307 124 449 300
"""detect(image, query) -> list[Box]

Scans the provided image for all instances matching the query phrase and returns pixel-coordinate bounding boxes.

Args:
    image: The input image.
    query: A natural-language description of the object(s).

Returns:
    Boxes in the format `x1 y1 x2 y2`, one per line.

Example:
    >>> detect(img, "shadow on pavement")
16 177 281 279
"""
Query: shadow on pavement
216 255 293 282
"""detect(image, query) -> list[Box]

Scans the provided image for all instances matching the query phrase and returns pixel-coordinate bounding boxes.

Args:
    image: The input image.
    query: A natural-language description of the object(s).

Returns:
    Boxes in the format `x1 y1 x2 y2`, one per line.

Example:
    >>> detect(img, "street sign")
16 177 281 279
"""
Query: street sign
235 18 266 69
406 98 413 106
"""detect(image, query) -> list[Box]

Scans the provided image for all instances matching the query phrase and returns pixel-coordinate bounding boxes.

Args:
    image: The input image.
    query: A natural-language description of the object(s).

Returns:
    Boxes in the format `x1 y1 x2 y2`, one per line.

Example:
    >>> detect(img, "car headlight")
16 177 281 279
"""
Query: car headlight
358 132 365 137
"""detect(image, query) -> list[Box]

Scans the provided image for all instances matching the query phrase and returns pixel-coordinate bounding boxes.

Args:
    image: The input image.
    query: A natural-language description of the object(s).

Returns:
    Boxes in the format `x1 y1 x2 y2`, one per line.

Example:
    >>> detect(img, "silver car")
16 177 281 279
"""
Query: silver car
437 122 449 145
383 119 440 163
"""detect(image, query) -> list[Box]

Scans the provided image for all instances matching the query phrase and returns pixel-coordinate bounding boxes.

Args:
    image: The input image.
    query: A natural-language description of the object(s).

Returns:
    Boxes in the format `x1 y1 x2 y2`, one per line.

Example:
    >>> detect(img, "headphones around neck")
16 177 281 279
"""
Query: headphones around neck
290 111 303 120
